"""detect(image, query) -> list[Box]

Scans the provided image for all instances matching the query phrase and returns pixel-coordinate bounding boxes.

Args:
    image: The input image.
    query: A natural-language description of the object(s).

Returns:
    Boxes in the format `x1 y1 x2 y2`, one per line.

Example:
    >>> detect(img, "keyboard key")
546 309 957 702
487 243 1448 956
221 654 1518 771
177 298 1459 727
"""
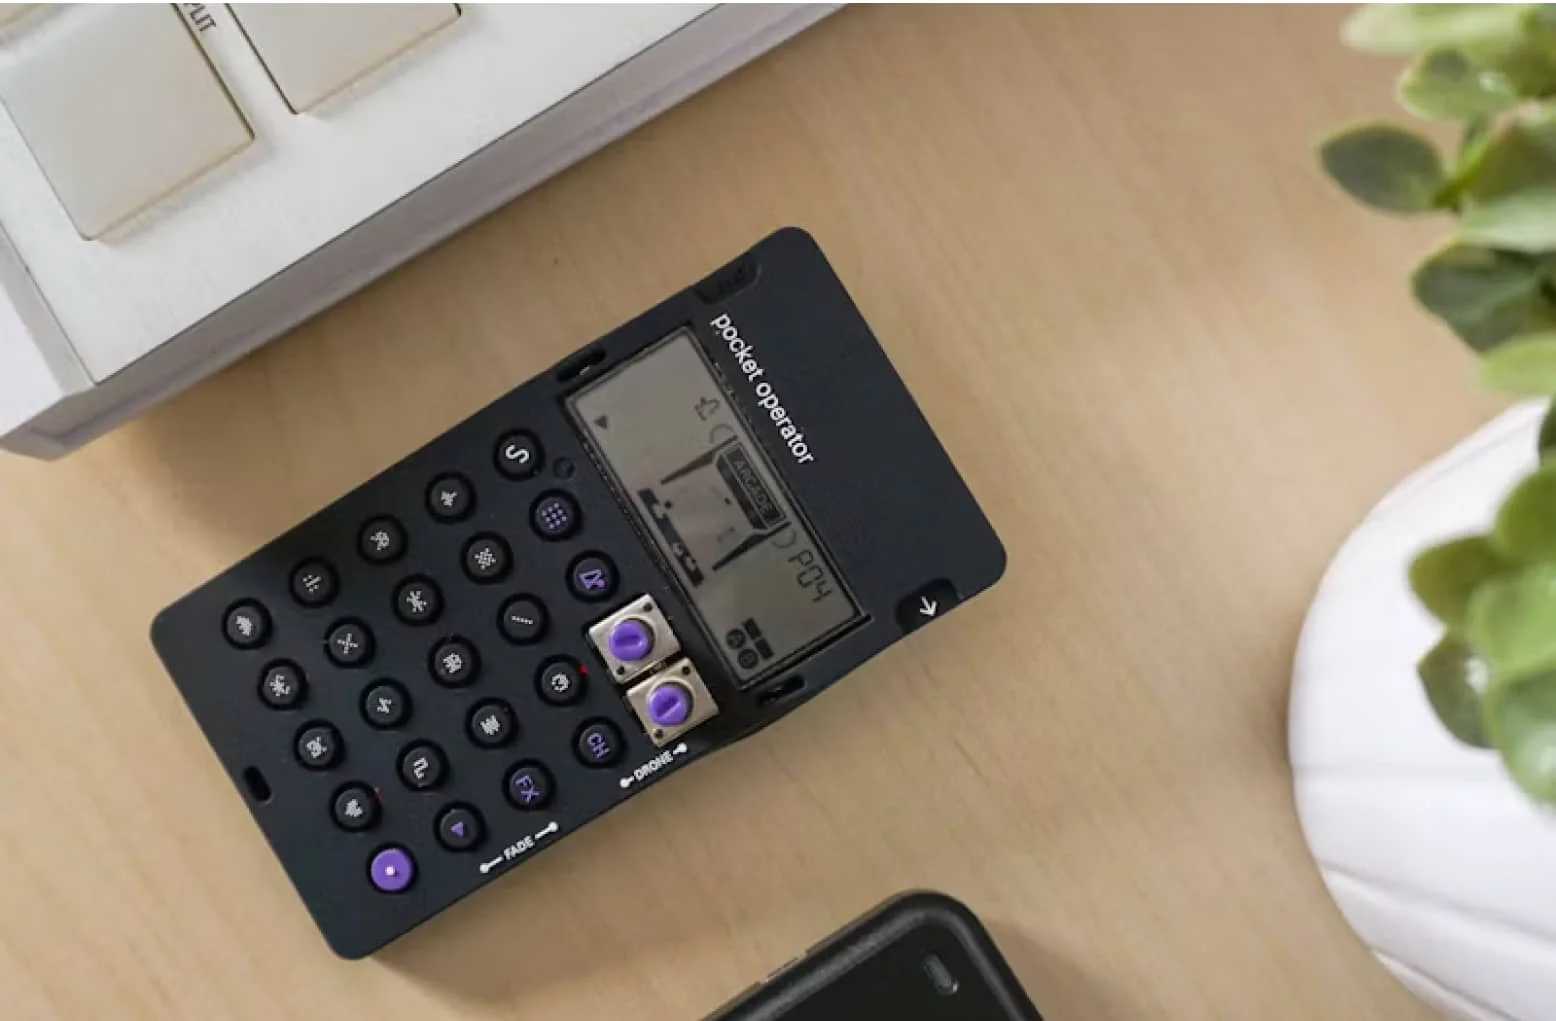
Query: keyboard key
361 680 410 729
429 637 479 687
435 804 484 851
466 700 515 749
258 661 306 709
0 4 253 237
568 553 617 602
224 601 271 649
574 719 624 768
535 658 586 707
368 846 414 893
290 559 338 607
498 595 548 645
393 576 442 625
332 784 379 832
426 474 474 522
531 492 579 539
462 534 511 583
505 762 553 810
326 620 374 667
358 516 407 564
231 3 459 113
398 741 446 791
494 431 542 480
296 722 343 770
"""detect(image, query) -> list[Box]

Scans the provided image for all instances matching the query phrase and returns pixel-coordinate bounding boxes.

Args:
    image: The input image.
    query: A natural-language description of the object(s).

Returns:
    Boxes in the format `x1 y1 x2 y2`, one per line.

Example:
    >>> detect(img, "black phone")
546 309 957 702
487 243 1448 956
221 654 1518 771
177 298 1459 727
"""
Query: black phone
710 892 1043 1021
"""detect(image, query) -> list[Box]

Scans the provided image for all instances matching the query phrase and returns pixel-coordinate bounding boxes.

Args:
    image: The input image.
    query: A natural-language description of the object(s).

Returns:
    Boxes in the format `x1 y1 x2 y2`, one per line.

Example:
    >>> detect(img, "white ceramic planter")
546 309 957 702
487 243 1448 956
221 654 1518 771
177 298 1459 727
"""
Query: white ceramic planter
1291 400 1556 1021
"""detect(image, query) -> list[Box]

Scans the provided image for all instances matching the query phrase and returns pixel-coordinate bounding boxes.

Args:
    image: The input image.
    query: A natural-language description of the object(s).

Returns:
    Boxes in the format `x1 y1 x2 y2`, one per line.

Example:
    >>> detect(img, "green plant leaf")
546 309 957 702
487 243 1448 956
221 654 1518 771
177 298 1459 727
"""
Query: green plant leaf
1460 185 1556 250
1539 401 1556 458
1463 8 1556 97
1418 633 1494 747
1410 536 1510 629
1478 332 1556 392
1461 117 1495 163
1492 463 1556 563
1464 562 1556 679
1412 244 1545 350
1343 4 1530 56
1439 118 1501 209
1321 124 1446 213
1399 48 1521 120
1467 107 1556 202
1484 667 1556 802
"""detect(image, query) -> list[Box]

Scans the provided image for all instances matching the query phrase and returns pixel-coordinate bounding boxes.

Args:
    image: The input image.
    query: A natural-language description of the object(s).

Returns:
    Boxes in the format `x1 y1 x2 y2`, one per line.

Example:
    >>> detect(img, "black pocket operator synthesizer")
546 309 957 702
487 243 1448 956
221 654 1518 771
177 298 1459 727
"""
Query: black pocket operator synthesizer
152 228 1006 957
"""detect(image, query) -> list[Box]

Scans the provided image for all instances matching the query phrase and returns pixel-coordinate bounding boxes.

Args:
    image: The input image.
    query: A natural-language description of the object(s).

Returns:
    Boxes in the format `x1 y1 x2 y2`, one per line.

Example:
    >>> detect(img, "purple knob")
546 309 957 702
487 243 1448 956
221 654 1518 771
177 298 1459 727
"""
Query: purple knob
645 682 693 728
608 618 654 662
369 846 415 893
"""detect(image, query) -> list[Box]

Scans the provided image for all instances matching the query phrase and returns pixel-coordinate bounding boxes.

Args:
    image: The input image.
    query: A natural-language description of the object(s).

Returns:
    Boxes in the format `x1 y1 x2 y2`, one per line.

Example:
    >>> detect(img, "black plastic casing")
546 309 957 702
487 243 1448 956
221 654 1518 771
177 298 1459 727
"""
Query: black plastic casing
709 891 1044 1020
152 228 1005 958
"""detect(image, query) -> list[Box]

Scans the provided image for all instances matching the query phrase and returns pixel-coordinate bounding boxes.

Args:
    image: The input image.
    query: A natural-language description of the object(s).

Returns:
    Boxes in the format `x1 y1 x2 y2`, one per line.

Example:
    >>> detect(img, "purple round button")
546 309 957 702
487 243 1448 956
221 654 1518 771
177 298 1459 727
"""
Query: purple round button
369 846 415 893
608 618 654 662
645 682 692 728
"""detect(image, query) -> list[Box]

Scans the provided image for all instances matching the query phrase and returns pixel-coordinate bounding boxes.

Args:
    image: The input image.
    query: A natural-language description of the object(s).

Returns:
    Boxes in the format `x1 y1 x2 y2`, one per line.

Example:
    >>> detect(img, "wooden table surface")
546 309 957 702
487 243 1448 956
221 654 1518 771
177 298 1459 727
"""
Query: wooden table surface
0 7 1503 1019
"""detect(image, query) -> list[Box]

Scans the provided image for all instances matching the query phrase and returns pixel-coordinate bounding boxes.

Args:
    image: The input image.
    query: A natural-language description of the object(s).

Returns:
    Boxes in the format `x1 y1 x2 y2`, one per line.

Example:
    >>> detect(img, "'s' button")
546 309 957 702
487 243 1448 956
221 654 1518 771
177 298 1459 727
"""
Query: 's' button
895 579 960 634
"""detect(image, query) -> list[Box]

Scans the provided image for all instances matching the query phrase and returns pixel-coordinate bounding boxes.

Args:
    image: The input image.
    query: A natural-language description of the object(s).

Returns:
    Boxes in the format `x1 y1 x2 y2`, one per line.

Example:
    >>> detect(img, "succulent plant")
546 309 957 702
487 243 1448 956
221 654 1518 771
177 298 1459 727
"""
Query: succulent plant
1322 4 1556 804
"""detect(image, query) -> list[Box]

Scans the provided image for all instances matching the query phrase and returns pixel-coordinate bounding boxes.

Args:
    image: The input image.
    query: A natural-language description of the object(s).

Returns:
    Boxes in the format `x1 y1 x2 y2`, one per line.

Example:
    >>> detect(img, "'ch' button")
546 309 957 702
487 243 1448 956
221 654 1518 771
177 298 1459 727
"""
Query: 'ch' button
895 579 960 634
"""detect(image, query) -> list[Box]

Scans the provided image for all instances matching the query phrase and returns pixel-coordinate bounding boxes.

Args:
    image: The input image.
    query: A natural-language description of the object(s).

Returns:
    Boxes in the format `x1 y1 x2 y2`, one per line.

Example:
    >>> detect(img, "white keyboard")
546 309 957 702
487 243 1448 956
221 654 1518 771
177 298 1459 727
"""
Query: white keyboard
0 4 833 457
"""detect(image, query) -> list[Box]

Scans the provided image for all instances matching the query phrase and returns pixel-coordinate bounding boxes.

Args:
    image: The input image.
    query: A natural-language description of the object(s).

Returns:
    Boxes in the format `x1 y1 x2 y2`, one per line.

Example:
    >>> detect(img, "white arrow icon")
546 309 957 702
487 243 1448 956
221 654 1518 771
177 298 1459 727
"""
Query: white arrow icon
479 854 504 875
533 821 559 841
918 597 938 617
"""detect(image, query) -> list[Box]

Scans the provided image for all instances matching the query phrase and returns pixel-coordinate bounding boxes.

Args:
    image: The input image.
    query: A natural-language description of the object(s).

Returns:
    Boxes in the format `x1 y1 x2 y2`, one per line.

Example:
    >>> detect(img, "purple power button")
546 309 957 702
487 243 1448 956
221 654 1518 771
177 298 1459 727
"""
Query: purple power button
607 618 654 662
369 846 415 893
646 682 693 728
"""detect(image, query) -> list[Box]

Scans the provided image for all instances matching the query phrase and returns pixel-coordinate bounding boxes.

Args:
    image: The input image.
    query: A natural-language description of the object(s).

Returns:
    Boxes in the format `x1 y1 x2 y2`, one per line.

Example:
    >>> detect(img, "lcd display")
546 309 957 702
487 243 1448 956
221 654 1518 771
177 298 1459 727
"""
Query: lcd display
570 329 858 684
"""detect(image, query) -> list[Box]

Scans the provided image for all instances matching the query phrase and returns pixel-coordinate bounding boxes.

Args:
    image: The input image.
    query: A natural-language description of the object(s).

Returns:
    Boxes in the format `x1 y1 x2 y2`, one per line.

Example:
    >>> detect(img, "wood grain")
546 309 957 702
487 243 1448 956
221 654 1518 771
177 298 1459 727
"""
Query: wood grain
0 7 1499 1019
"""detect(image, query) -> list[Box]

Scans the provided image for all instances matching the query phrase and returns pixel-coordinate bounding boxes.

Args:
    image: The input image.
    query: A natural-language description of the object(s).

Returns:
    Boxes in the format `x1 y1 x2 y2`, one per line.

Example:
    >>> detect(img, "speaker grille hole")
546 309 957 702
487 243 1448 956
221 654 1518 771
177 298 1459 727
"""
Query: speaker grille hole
242 766 273 804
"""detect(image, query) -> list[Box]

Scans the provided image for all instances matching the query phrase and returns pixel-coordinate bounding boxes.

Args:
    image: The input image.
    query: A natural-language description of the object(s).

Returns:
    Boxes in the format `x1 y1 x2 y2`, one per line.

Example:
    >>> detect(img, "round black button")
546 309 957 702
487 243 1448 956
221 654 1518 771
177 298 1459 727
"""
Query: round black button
462 534 511 583
435 804 485 851
289 559 338 607
531 491 579 539
467 699 516 748
332 783 380 832
535 657 586 707
574 719 624 768
495 431 543 480
498 595 548 644
427 473 474 522
296 722 342 770
359 516 407 564
567 553 617 601
393 576 443 625
361 680 411 729
430 637 479 687
258 661 306 709
398 742 447 791
505 762 554 810
223 601 270 649
325 619 374 667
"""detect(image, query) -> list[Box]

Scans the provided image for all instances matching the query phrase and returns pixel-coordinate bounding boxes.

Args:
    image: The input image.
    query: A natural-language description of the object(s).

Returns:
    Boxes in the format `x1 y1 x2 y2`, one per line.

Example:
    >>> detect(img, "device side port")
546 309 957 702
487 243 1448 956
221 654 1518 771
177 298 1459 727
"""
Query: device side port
624 658 718 746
